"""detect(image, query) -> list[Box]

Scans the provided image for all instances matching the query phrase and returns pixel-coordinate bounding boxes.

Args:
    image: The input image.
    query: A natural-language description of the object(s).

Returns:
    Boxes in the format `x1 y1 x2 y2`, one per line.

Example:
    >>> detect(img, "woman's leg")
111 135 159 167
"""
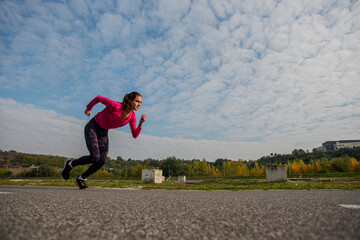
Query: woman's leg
80 134 109 179
71 120 100 167
71 119 109 179
62 120 97 180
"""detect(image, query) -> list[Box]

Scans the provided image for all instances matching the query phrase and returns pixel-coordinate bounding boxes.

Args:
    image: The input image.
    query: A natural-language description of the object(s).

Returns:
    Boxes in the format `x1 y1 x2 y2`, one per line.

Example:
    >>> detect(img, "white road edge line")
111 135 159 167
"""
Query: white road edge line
339 204 360 209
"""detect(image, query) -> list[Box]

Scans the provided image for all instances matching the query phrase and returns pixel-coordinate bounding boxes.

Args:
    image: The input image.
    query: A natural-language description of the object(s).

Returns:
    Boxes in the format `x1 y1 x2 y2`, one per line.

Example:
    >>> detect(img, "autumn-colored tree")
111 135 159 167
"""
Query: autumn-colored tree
210 165 221 176
250 162 264 176
290 160 303 174
349 157 360 172
289 156 360 174
318 157 331 172
189 160 201 176
222 161 233 176
307 160 322 173
235 161 250 176
94 168 111 178
200 159 211 176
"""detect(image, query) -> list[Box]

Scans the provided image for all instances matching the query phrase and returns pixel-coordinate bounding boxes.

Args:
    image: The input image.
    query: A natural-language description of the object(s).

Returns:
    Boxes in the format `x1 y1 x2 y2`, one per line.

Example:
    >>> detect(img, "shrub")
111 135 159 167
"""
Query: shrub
330 156 351 172
0 169 12 178
18 165 59 178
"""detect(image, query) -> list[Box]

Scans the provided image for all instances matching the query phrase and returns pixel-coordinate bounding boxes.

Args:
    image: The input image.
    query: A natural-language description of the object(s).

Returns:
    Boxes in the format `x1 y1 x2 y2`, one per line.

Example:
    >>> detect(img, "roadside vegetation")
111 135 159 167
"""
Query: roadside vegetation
0 176 359 191
0 148 359 190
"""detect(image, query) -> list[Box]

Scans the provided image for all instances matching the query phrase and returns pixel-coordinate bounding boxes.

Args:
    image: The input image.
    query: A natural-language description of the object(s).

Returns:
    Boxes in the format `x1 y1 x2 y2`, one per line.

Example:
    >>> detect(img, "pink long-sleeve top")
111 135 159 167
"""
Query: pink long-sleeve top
86 95 141 138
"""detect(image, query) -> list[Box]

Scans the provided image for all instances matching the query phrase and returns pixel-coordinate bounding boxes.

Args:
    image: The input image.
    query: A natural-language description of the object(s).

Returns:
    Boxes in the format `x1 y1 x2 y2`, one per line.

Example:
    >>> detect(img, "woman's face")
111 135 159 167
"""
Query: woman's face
131 96 142 111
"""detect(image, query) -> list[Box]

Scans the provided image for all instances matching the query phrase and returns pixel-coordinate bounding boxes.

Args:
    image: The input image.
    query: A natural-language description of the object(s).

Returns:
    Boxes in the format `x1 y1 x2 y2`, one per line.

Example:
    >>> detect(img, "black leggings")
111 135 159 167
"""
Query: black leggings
71 118 109 179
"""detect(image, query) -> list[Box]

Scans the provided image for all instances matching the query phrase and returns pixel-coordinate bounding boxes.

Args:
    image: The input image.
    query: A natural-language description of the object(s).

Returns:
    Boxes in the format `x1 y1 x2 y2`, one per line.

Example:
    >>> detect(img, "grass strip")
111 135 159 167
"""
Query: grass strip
0 177 359 191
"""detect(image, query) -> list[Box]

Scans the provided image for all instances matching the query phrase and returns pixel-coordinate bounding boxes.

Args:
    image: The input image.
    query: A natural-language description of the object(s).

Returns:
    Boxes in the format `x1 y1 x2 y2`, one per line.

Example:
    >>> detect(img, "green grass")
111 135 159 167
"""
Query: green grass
0 176 359 191
139 178 360 191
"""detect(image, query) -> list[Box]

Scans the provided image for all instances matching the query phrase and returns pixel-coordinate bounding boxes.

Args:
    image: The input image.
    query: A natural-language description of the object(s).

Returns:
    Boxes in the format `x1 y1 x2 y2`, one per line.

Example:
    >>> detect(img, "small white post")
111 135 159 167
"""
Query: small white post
178 175 186 182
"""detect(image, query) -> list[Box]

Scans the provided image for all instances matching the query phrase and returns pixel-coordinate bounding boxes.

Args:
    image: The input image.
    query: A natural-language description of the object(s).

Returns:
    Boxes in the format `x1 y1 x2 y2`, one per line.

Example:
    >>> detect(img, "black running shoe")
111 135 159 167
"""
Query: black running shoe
61 160 72 180
75 176 88 190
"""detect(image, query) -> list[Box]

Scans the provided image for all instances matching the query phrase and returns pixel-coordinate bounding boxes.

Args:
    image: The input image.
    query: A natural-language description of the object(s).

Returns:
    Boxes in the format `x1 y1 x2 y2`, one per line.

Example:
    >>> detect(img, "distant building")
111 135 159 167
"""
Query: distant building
321 140 360 151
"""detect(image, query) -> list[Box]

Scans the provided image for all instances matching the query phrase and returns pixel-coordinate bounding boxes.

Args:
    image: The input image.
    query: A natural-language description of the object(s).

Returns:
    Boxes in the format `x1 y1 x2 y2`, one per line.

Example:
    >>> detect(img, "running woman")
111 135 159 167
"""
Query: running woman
62 92 147 189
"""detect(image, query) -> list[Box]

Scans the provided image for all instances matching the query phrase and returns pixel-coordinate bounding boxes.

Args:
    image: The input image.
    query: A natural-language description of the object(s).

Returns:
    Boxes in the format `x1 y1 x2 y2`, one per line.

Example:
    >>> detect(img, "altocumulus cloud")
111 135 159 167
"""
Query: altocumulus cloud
0 0 359 160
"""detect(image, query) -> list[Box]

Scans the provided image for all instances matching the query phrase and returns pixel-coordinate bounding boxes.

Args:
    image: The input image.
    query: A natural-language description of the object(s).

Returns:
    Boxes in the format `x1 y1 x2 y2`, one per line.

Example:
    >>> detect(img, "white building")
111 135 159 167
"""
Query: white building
321 140 360 151
334 140 360 149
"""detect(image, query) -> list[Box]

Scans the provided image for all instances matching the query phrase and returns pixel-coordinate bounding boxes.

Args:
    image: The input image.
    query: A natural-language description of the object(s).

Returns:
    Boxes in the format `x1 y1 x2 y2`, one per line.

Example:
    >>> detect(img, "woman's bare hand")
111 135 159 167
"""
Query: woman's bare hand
85 109 91 117
140 113 147 123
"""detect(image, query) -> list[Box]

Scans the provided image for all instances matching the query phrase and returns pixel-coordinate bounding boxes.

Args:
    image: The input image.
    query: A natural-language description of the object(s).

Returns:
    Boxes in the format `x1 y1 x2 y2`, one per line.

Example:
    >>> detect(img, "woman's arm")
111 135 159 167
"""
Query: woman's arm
86 95 117 112
129 113 147 138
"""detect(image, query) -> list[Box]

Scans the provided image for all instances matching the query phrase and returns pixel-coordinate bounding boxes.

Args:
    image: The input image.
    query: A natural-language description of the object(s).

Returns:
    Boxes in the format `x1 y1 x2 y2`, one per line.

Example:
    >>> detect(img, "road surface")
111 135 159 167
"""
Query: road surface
0 185 359 239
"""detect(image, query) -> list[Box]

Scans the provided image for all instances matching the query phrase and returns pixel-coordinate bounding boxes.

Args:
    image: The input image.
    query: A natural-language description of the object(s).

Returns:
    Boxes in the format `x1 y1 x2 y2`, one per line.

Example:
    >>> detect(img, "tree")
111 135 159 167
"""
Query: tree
290 160 305 174
187 159 201 176
349 158 360 172
307 160 322 173
250 162 264 176
292 149 306 157
159 157 184 177
0 169 12 178
331 156 351 172
210 165 221 176
214 158 230 169
200 159 211 176
94 168 111 178
235 161 250 176
20 165 58 178
223 161 233 176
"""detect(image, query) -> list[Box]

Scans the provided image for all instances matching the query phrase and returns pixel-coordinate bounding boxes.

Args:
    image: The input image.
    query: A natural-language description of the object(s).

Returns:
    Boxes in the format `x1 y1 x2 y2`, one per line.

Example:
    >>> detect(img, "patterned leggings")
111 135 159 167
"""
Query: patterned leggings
71 118 109 179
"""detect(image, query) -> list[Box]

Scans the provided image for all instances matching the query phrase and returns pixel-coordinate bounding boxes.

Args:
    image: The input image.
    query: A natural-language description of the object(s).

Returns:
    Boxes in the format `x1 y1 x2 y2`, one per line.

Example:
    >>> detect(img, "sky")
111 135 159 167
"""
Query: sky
0 0 359 161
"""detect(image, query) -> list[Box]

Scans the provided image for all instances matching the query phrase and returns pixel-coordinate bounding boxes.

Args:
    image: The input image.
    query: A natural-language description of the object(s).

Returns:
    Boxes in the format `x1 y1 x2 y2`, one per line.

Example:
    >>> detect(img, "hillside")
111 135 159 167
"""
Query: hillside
256 147 360 166
0 150 67 168
1 148 360 169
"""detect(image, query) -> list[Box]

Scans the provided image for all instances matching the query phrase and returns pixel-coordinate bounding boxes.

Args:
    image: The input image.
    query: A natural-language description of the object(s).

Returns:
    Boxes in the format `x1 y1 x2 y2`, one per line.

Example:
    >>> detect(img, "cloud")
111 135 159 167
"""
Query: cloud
0 98 86 157
0 0 359 159
0 97 293 160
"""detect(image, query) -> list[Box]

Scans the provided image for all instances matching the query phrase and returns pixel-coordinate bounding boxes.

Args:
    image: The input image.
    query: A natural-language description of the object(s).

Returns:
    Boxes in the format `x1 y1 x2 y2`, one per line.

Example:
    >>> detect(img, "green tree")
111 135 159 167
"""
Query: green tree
19 165 58 178
331 156 351 172
159 157 185 177
0 170 12 178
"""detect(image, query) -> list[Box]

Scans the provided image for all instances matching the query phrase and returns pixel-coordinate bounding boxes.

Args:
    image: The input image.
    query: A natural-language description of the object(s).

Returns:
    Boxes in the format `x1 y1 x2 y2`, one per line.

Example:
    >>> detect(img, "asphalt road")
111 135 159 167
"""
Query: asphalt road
0 185 359 240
